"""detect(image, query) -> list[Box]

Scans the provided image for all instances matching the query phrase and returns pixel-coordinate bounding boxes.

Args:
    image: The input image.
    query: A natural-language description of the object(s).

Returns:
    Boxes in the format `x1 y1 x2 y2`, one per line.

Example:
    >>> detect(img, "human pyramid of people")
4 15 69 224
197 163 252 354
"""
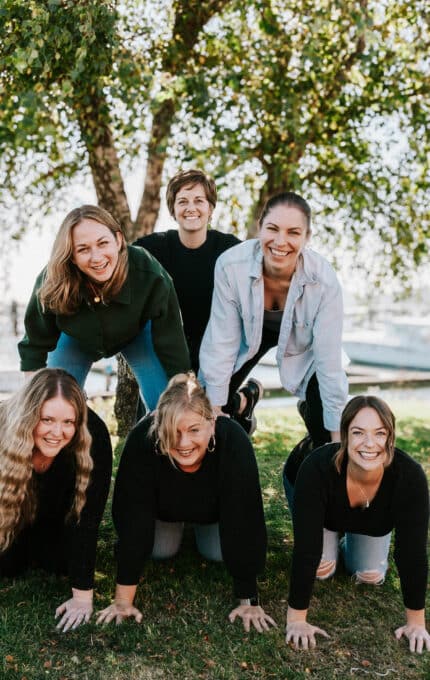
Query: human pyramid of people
0 170 428 653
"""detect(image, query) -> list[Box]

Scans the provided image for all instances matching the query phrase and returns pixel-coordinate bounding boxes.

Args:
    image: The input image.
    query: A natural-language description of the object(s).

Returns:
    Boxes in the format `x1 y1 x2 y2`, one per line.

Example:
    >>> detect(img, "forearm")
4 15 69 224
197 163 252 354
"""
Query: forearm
287 605 308 624
71 587 93 603
406 608 426 627
114 583 138 606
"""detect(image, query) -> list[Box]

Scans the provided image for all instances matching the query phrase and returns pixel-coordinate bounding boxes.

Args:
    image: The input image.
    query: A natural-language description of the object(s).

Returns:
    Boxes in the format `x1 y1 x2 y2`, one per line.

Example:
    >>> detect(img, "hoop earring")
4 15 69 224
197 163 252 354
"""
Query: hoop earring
207 434 216 453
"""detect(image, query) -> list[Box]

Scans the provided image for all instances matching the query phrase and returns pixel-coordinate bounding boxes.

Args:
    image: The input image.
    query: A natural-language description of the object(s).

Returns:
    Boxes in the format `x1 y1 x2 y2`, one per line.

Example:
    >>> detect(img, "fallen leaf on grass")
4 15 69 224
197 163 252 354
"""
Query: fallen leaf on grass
361 660 371 667
5 655 14 662
43 661 52 669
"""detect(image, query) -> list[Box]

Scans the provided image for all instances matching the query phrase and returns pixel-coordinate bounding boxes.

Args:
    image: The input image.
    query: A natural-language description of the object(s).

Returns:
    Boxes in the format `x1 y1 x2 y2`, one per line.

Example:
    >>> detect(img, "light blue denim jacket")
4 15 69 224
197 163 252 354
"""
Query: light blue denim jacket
199 239 348 432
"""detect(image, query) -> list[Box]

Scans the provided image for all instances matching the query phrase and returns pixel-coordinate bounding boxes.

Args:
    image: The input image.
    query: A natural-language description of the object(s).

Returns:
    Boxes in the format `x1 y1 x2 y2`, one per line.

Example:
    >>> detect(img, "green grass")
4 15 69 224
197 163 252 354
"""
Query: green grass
1 401 430 679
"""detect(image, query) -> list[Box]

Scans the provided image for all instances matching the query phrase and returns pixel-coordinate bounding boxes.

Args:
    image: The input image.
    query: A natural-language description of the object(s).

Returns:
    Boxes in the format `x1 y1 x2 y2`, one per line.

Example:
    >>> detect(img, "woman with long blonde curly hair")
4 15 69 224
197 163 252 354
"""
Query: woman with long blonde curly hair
0 368 112 632
18 205 190 411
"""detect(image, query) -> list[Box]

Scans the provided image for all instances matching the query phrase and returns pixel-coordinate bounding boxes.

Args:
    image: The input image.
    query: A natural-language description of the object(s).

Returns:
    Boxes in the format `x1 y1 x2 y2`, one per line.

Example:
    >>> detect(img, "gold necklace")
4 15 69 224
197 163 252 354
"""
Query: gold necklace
348 468 384 510
86 279 103 304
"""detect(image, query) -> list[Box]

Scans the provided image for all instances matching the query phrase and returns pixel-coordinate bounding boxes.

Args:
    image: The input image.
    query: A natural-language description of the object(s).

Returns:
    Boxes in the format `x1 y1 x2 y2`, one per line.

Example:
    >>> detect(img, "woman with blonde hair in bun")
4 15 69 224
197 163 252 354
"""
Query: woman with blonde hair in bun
97 372 275 632
0 368 112 632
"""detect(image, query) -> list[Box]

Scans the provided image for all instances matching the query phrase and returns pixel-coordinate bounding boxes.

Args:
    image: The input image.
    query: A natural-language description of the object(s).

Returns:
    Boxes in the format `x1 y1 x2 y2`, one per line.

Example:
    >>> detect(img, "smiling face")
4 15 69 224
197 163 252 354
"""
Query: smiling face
259 204 309 279
33 395 77 459
168 409 214 473
347 407 389 473
173 183 213 238
71 218 123 283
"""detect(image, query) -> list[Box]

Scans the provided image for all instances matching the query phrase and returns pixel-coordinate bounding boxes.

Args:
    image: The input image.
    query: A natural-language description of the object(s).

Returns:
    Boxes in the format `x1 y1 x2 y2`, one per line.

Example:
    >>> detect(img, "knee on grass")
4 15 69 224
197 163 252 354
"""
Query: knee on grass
316 559 337 580
353 569 385 585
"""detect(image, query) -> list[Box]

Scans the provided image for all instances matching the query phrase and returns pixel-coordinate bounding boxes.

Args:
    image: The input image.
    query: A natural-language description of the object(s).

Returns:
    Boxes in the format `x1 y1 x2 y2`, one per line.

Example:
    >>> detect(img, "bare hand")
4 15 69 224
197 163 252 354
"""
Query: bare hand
229 604 277 633
286 620 329 650
55 596 93 632
395 624 430 653
96 602 143 626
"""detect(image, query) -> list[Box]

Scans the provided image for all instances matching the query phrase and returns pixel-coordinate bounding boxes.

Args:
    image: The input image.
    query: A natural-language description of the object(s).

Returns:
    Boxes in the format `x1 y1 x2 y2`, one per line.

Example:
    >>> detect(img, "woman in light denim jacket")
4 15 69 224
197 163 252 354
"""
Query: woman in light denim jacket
199 191 348 444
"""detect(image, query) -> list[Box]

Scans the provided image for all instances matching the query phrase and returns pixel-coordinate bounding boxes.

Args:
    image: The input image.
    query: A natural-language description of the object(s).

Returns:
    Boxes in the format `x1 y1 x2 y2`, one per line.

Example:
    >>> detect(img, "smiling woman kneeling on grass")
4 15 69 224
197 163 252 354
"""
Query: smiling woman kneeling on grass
283 395 430 653
0 369 112 632
97 372 275 632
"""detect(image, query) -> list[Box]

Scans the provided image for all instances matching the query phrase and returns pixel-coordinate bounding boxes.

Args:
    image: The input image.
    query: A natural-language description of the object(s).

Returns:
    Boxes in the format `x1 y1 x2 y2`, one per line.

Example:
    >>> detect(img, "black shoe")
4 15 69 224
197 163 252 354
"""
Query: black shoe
233 379 263 435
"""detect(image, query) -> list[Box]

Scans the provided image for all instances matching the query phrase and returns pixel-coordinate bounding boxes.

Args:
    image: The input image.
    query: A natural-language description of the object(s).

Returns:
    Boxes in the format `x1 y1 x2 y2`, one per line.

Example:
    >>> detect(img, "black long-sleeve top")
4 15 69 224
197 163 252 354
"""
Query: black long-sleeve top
134 230 240 372
31 408 112 589
112 414 267 598
288 443 429 611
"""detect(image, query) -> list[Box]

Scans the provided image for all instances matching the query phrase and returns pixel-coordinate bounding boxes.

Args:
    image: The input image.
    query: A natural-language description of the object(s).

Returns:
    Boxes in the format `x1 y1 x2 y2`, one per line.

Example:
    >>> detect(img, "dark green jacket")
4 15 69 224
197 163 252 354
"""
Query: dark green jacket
18 245 191 375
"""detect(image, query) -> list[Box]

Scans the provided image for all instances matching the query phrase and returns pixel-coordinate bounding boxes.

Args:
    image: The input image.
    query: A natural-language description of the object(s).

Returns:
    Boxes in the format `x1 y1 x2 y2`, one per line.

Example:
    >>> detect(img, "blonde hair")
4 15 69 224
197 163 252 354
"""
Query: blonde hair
38 205 128 315
150 373 214 465
334 395 396 474
0 368 93 551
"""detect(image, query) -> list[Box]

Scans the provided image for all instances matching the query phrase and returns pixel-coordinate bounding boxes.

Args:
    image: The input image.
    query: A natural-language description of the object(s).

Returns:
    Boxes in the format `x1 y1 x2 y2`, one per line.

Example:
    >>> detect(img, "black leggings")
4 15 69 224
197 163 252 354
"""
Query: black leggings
223 326 330 446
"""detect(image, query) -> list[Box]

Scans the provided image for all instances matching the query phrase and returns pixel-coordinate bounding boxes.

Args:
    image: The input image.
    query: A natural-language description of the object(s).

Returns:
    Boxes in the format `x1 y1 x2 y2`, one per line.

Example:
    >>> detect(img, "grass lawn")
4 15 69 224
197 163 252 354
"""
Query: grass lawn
1 400 429 679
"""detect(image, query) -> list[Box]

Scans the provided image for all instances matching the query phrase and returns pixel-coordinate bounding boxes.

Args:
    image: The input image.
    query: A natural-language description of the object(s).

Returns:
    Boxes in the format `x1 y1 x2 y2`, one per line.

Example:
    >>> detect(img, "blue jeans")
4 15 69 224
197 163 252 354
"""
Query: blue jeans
151 519 223 562
47 322 168 410
282 467 391 580
321 529 391 582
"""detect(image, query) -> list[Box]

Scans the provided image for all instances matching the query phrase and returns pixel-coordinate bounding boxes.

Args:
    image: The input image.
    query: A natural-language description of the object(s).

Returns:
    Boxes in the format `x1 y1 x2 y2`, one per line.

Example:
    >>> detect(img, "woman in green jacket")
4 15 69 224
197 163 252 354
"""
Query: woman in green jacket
18 205 190 409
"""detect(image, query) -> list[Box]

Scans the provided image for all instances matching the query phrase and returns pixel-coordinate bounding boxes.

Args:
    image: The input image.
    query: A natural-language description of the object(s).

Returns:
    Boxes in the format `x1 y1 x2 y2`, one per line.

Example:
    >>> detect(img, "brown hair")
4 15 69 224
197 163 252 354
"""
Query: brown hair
150 373 214 466
38 205 128 315
166 169 217 217
334 395 396 473
259 191 312 236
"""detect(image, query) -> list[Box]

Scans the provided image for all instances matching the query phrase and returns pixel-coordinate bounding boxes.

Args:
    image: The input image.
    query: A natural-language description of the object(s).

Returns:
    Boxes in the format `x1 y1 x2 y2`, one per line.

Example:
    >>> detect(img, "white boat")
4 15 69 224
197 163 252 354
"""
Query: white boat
342 317 430 371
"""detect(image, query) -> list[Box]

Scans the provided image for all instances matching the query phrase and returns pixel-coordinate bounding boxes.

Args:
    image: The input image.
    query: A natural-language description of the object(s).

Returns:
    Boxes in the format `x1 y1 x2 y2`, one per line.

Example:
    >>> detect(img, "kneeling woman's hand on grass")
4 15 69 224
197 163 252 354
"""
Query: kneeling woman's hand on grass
55 588 93 632
286 606 329 650
96 601 143 625
96 584 142 625
395 609 430 653
229 602 277 633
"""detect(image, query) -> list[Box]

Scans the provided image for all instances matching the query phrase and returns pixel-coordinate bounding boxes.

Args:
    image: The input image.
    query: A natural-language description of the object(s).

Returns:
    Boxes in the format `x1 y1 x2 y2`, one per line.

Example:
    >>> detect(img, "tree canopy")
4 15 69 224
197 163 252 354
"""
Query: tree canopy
1 0 429 276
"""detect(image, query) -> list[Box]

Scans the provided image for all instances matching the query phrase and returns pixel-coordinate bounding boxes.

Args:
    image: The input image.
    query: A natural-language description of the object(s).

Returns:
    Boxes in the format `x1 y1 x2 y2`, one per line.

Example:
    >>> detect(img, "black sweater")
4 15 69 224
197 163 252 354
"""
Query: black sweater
134 229 240 373
112 414 266 598
288 443 429 610
24 409 111 589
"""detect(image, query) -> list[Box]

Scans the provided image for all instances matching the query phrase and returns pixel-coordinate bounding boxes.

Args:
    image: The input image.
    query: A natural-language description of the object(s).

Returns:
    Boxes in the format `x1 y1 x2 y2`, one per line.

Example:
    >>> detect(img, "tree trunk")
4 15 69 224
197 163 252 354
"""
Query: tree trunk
132 99 176 239
76 91 133 237
114 355 140 438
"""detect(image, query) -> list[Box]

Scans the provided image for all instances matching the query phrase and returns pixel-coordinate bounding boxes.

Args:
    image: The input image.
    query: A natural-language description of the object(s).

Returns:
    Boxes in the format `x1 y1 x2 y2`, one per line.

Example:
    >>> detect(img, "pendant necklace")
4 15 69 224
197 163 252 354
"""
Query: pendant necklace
356 483 370 509
86 279 103 304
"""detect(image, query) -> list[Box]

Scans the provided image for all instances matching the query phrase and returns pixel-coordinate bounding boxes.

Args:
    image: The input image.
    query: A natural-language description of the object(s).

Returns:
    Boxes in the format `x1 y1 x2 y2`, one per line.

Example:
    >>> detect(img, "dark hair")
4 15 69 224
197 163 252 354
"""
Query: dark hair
166 169 217 217
258 192 311 234
334 395 396 473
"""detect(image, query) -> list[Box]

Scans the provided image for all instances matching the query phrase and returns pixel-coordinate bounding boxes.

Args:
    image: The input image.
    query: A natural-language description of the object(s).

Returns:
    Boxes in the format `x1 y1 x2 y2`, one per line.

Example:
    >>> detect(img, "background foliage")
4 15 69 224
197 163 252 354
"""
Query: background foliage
1 0 429 278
